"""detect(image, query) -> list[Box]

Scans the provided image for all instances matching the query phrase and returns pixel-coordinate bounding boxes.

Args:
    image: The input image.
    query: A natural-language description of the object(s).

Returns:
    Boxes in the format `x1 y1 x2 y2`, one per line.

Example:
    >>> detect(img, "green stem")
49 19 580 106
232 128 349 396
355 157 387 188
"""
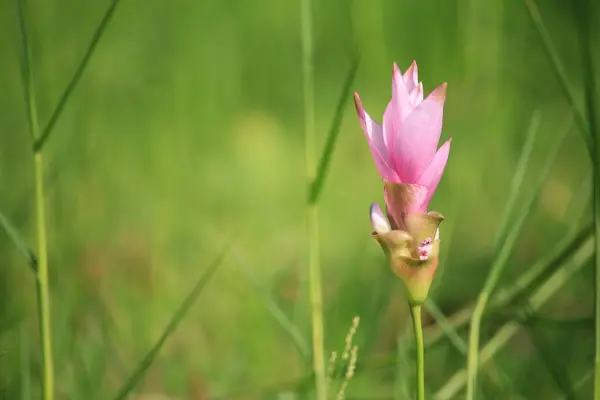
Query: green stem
18 0 55 394
300 0 325 397
307 182 325 400
34 151 54 400
410 304 425 400
466 294 486 399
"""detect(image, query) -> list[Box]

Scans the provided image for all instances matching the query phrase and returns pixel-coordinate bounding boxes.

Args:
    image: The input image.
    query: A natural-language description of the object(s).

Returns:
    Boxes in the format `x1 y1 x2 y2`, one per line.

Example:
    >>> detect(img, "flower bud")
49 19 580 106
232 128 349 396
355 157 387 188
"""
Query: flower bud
370 203 444 305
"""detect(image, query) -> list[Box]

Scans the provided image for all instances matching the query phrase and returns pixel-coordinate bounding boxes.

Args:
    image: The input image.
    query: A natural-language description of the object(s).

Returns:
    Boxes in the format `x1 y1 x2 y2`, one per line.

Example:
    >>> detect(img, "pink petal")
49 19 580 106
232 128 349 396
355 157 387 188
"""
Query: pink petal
403 61 419 93
393 83 447 183
409 82 424 107
419 138 452 208
383 63 414 171
353 92 399 182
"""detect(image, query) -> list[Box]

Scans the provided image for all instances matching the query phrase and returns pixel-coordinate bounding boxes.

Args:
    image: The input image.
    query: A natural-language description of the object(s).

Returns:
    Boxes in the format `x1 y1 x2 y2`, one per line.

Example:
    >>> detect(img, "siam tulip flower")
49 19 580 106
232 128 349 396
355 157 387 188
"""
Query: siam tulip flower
354 61 451 305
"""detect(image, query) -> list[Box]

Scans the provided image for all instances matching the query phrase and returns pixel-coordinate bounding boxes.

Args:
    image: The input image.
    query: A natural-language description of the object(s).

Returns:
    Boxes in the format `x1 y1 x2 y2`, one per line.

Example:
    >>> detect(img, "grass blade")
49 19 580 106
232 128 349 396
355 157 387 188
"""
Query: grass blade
493 110 541 251
424 299 467 355
309 55 359 204
112 248 228 400
572 0 600 396
0 207 37 270
425 221 593 348
436 235 594 400
524 0 594 158
33 0 122 151
466 121 571 399
232 253 311 361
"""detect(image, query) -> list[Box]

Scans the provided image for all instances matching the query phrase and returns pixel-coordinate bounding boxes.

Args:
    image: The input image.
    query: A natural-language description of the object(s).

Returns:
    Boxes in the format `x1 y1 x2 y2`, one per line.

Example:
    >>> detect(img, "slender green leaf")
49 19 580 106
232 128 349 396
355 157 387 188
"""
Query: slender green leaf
232 253 310 361
309 55 360 204
112 248 228 400
493 110 541 251
424 299 467 355
526 313 593 329
34 0 122 151
528 323 577 397
524 0 594 158
566 172 592 228
0 207 37 270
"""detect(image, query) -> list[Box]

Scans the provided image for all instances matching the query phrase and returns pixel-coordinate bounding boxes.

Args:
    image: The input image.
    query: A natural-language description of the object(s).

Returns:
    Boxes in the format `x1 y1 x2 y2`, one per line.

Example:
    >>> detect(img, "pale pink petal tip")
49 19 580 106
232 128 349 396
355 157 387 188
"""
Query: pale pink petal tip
432 82 448 102
403 61 419 86
353 91 361 108
370 202 391 234
392 62 402 78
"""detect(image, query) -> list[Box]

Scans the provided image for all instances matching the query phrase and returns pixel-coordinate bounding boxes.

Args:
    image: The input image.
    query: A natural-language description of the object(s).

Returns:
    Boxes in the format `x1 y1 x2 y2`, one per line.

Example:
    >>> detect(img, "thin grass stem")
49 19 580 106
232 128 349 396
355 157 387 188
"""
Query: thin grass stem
300 0 326 397
33 151 54 400
16 0 55 397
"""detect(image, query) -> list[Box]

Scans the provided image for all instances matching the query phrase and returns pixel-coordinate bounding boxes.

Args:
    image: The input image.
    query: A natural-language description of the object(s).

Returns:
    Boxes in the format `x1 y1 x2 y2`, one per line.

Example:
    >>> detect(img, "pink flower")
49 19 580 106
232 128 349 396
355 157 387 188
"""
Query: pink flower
355 62 451 304
354 61 451 225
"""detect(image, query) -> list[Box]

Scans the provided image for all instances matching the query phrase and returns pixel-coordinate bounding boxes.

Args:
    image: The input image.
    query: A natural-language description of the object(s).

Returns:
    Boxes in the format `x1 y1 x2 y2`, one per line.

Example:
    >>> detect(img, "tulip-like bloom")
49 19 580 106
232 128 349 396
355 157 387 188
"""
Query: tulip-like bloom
354 61 451 305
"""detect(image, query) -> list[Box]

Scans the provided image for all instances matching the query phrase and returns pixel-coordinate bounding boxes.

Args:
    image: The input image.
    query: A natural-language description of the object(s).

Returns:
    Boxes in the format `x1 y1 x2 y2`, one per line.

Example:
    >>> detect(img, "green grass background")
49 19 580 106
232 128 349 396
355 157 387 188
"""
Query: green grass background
0 0 596 398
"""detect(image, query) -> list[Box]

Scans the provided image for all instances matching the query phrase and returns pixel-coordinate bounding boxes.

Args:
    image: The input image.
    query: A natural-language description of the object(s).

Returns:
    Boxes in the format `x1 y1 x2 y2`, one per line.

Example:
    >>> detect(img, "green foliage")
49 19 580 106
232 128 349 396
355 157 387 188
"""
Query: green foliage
0 0 596 398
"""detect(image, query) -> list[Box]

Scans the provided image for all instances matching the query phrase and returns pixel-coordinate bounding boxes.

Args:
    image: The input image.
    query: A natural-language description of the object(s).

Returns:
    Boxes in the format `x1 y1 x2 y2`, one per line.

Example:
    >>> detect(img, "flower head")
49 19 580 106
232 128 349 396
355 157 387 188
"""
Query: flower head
356 62 451 304
354 61 452 219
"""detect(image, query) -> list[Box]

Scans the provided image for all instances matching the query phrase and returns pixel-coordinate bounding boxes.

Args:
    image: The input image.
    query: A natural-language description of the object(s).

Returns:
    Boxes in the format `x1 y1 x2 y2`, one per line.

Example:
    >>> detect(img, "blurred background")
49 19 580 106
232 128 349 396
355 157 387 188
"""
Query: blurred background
0 0 597 398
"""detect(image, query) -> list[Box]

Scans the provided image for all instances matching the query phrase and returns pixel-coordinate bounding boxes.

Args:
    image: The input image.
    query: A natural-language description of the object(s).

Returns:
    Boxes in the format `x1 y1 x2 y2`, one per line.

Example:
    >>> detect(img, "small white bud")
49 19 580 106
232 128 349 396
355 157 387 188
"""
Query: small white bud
370 202 391 234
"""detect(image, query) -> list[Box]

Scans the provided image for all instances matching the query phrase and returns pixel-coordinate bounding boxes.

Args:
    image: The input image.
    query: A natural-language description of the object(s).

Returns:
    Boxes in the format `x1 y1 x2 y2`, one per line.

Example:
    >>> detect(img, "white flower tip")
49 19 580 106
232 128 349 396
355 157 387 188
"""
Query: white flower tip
370 202 391 234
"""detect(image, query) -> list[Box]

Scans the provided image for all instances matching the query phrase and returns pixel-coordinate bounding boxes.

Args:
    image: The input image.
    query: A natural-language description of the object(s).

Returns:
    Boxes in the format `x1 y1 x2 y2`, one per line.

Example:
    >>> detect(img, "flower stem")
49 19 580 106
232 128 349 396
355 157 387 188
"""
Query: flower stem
409 304 425 400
